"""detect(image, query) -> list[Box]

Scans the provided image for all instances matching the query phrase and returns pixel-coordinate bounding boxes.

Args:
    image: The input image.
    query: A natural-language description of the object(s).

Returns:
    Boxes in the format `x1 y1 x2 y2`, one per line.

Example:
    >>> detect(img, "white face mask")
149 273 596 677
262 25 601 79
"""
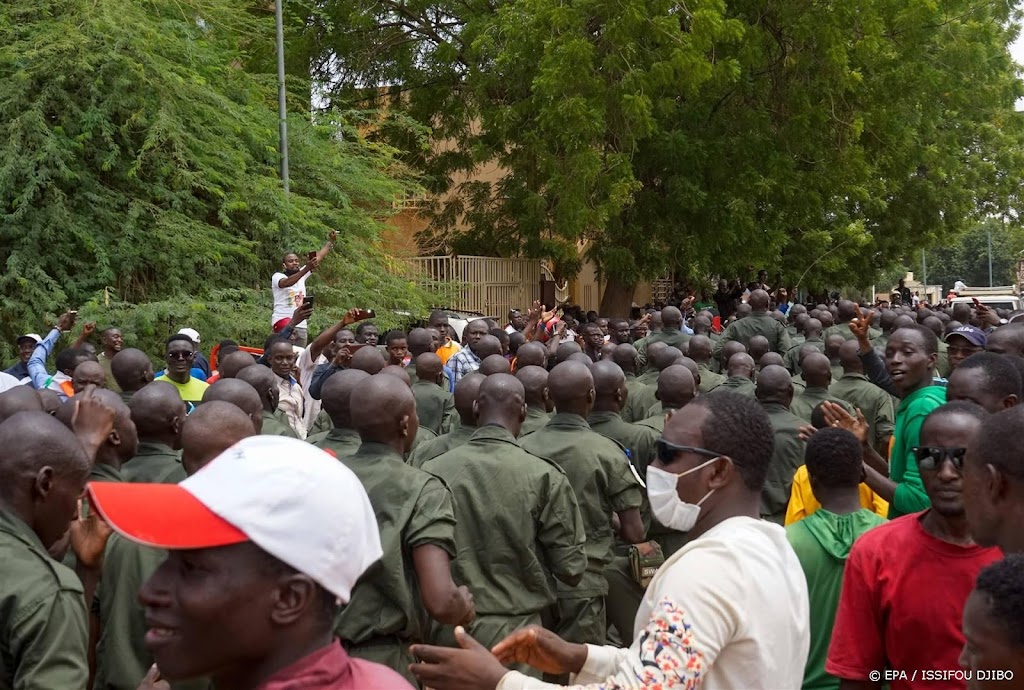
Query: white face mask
646 458 719 532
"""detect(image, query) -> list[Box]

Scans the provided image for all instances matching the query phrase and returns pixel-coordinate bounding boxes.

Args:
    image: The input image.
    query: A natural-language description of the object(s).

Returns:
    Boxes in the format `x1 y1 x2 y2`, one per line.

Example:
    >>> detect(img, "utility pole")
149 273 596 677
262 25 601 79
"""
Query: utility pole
990 220 997 287
275 0 290 195
922 249 927 296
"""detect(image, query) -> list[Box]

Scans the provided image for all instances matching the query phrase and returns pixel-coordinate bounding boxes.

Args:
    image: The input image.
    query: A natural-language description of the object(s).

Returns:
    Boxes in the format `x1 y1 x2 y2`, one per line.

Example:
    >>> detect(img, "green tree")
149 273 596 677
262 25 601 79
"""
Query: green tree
317 0 1024 315
924 218 1024 292
0 0 429 361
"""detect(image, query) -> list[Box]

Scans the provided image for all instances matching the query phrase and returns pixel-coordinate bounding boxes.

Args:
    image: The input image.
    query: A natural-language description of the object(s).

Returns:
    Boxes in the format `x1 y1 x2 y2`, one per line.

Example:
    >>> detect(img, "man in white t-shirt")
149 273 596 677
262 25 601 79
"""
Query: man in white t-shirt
271 230 337 347
408 392 811 690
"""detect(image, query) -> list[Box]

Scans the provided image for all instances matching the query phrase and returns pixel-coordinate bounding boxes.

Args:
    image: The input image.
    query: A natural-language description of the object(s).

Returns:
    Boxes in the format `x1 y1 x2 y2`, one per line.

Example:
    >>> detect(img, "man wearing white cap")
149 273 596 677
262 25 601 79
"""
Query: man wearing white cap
88 436 412 690
177 328 211 379
4 332 41 381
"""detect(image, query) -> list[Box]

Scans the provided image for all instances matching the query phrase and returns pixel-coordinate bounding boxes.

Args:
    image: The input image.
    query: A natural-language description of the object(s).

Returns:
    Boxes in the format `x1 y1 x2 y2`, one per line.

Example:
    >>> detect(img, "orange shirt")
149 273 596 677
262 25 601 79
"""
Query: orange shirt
436 340 461 366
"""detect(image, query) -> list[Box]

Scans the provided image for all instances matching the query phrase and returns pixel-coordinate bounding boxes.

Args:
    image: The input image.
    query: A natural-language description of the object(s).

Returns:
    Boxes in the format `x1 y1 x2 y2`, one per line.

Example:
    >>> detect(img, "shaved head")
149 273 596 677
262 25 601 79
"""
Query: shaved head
128 381 187 445
321 369 370 429
453 373 486 426
727 353 755 379
721 341 747 367
202 379 263 434
657 365 696 409
350 346 386 375
661 306 683 329
748 336 770 362
37 390 61 416
72 361 107 393
474 374 527 435
0 387 42 423
839 339 863 373
555 342 582 363
653 345 684 372
645 341 669 365
407 328 434 357
749 289 770 311
414 352 444 385
474 335 503 360
516 366 550 409
111 348 155 392
218 350 256 379
548 361 596 416
181 402 256 476
380 365 412 387
0 411 91 547
805 318 823 339
756 365 794 406
237 365 278 412
351 374 418 452
688 335 713 364
612 344 639 374
515 342 547 369
480 354 512 376
592 360 626 397
802 352 833 388
759 352 785 370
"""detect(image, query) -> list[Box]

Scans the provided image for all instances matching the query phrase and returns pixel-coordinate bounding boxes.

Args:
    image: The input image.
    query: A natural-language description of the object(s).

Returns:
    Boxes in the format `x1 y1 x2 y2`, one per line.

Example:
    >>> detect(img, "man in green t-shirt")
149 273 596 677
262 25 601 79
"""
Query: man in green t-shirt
787 428 886 690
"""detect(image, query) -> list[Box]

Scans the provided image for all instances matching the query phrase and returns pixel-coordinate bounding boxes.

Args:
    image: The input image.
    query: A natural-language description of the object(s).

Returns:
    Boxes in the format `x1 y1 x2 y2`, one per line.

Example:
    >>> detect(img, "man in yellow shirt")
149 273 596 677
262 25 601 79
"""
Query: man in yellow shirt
155 335 209 405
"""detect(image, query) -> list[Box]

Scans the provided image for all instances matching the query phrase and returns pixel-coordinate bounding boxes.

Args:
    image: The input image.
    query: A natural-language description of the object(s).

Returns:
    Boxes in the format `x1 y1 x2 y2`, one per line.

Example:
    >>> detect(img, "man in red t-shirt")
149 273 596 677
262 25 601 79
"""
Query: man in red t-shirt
826 402 1003 690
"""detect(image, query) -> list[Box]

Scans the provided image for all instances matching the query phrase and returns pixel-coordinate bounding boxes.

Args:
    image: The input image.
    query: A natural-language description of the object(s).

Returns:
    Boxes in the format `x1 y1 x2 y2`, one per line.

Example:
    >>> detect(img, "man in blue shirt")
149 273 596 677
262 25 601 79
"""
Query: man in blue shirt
4 333 41 381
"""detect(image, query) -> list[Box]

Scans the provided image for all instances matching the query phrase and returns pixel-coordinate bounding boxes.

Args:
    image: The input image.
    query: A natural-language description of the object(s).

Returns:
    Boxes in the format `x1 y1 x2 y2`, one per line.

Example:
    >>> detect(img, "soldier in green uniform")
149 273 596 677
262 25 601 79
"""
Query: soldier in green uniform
823 300 862 341
588 361 659 470
635 341 667 386
336 375 473 683
0 409 114 689
237 364 298 438
636 306 691 371
421 375 587 668
922 316 951 378
406 328 452 390
520 361 645 647
872 309 898 351
717 340 747 375
830 340 895 455
411 353 456 435
636 366 697 434
612 344 650 423
515 365 553 436
708 352 757 398
790 353 855 423
110 348 155 406
630 345 685 419
784 318 824 374
408 373 484 468
93 403 254 690
124 381 187 482
755 365 808 524
715 289 792 360
514 341 548 371
480 354 512 375
202 377 266 434
683 336 722 397
78 389 137 484
824 334 847 382
314 369 369 458
747 335 771 369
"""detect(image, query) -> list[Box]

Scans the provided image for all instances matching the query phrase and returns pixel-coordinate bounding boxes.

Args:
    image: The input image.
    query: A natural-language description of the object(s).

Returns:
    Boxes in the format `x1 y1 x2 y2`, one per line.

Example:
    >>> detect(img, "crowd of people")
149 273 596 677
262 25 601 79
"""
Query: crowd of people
2 251 1024 690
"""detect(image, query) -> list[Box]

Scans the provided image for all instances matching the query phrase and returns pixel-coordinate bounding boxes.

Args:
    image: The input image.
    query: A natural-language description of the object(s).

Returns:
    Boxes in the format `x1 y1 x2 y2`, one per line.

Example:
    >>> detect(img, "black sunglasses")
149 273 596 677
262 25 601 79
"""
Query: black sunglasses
166 351 195 361
655 439 724 465
913 446 967 471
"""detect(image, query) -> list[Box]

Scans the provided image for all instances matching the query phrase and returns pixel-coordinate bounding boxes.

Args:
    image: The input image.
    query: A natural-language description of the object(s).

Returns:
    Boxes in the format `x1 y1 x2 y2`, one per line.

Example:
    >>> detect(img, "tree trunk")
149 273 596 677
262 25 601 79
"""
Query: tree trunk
600 278 637 318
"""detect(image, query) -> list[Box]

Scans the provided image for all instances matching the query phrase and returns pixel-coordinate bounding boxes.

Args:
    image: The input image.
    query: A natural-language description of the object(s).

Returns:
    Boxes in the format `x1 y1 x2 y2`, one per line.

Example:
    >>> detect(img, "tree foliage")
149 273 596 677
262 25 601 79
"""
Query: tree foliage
0 0 430 361
315 0 1024 312
924 218 1024 292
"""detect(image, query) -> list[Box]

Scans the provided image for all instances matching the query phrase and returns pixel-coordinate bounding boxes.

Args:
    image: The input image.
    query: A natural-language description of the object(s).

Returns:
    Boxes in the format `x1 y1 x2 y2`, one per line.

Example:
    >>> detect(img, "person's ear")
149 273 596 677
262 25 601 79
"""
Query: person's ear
986 464 1008 504
108 428 121 448
707 456 734 490
586 387 596 405
33 466 55 501
171 414 183 437
271 574 322 626
1003 394 1018 410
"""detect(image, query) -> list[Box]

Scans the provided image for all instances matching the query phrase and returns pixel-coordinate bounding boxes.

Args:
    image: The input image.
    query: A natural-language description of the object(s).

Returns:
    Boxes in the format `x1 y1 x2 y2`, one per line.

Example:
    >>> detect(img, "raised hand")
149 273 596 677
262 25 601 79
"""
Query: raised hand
81 322 96 338
71 386 116 458
332 344 353 368
821 401 869 446
491 625 587 675
69 498 113 569
57 310 78 333
291 303 313 325
307 255 321 271
328 229 338 243
849 304 875 345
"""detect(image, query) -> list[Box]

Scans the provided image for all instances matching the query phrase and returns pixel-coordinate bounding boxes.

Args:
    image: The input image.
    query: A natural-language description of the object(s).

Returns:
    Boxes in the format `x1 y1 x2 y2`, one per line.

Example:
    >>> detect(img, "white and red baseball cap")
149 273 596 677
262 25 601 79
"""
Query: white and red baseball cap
87 436 382 603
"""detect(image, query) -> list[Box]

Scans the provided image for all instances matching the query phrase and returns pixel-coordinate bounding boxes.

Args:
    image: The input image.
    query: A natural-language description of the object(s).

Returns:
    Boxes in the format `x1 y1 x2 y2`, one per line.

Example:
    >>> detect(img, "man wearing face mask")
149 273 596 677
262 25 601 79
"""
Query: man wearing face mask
407 392 811 690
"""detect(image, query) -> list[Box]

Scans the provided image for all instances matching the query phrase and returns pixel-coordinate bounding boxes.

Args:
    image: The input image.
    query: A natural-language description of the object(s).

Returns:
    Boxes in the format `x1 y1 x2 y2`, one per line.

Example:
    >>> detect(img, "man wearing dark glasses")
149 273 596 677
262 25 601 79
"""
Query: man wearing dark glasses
408 392 812 690
828 402 1002 690
154 334 209 405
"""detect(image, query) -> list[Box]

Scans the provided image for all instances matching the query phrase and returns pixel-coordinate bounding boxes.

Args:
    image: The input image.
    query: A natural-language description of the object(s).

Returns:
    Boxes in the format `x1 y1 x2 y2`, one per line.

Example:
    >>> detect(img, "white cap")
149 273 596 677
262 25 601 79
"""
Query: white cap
177 327 201 344
87 436 382 603
16 333 42 345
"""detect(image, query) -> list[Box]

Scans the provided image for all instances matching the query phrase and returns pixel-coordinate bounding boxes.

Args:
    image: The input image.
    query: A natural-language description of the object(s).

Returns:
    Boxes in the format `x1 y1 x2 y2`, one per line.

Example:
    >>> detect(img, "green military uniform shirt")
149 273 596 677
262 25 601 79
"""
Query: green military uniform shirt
407 423 477 469
421 426 587 622
792 372 807 394
784 337 825 374
520 406 551 437
520 414 643 597
313 427 362 459
621 374 654 423
636 329 690 371
0 510 88 690
89 463 123 483
121 442 186 484
697 364 726 394
411 380 456 435
407 362 452 393
830 373 896 451
587 411 659 473
308 409 333 438
261 409 299 438
760 402 808 523
790 387 855 424
715 312 792 357
635 406 676 434
629 385 659 425
707 376 756 398
335 444 457 647
97 352 122 393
